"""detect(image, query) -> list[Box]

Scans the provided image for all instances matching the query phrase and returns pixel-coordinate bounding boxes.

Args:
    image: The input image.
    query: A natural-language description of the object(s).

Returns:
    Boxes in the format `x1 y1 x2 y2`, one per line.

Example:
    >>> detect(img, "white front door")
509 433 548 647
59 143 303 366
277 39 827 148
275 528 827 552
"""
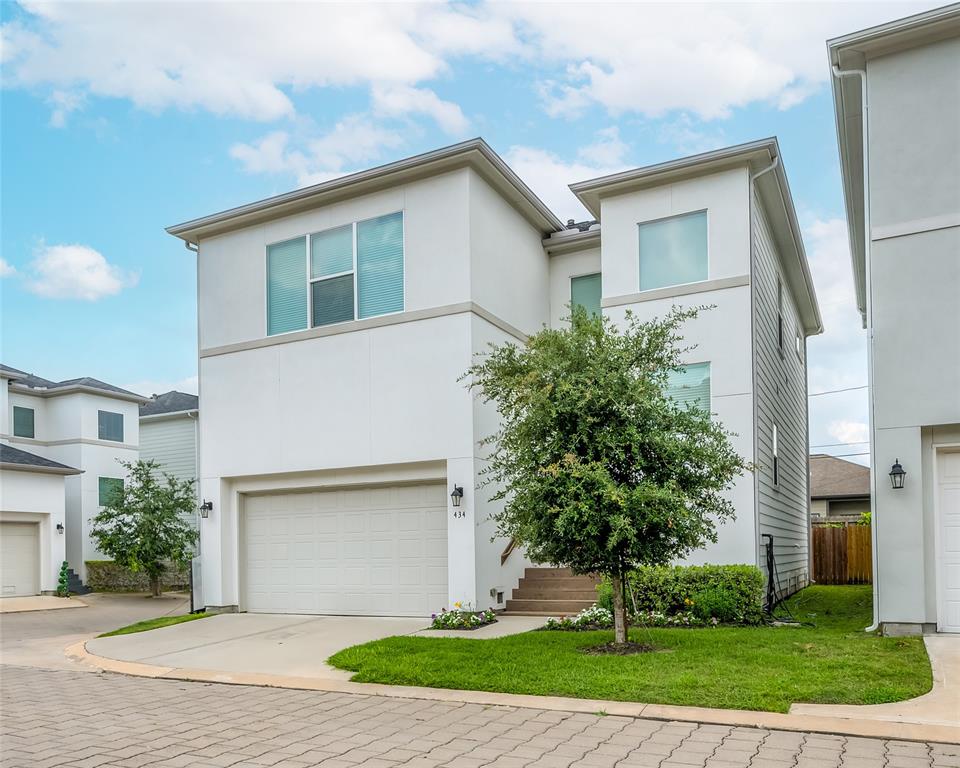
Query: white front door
0 522 40 597
937 448 960 633
243 483 448 616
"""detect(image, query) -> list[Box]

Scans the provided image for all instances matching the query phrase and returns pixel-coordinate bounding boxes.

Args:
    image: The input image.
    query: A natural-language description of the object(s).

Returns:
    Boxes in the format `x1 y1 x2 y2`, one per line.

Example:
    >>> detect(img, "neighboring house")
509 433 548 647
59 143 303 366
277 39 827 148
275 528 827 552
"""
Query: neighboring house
0 364 147 587
0 444 79 596
809 454 871 522
167 136 821 616
829 5 960 634
140 391 199 489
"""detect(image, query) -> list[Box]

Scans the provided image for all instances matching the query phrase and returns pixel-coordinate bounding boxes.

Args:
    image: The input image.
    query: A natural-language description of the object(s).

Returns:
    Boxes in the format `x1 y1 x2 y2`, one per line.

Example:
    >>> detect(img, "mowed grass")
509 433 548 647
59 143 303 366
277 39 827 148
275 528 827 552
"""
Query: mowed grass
98 612 209 637
328 586 931 713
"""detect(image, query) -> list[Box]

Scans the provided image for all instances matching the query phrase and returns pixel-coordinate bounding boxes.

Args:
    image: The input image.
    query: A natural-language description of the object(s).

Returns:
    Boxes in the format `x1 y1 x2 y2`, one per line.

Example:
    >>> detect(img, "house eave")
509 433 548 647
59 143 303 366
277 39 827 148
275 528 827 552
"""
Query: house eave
140 409 199 422
542 228 601 256
0 462 83 476
8 383 150 405
167 138 565 244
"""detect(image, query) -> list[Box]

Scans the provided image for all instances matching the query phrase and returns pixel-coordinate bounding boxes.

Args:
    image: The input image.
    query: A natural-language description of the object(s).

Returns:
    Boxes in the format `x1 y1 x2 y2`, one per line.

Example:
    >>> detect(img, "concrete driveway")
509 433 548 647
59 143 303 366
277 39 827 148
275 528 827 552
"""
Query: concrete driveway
86 613 546 679
0 591 188 670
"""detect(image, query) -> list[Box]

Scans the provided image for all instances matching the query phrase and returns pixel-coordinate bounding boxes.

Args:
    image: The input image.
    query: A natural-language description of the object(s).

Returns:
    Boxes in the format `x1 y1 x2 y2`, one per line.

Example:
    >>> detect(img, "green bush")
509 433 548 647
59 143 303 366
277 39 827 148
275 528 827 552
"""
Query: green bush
690 586 740 623
597 564 764 625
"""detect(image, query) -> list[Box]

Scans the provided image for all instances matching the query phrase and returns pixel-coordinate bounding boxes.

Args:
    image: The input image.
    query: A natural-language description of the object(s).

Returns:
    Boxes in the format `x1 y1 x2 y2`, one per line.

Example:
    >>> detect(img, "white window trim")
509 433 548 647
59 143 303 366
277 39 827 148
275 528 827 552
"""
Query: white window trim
772 422 780 489
97 410 124 443
637 208 709 293
266 211 406 337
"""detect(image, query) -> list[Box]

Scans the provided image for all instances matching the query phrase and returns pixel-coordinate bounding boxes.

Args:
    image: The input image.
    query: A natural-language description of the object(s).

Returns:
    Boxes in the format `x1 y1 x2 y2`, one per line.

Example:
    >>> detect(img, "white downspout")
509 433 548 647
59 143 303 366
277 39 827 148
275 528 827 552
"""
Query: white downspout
833 63 879 633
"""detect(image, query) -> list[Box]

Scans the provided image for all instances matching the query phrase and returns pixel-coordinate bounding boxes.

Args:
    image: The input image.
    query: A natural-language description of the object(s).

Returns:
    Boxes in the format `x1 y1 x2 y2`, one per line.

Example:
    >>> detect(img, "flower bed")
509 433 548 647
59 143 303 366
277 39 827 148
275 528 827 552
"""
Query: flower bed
431 604 497 630
543 604 710 630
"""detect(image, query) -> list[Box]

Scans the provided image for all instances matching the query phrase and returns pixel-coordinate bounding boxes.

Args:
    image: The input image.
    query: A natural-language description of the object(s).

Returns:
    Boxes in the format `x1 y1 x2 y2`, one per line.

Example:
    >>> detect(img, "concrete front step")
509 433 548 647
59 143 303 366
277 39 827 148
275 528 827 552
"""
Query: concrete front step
523 567 590 580
504 598 595 614
516 576 598 591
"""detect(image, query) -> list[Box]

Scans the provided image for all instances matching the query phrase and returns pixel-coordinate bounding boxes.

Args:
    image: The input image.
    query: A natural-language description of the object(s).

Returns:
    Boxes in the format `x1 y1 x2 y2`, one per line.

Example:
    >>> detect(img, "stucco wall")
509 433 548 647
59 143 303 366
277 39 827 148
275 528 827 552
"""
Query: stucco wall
0 469 67 593
548 245 601 328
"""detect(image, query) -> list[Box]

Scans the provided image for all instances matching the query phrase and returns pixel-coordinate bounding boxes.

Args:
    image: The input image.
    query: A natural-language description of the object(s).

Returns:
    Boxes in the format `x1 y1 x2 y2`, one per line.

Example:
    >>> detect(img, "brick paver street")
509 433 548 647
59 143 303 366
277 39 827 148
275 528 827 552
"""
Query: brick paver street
1 665 957 768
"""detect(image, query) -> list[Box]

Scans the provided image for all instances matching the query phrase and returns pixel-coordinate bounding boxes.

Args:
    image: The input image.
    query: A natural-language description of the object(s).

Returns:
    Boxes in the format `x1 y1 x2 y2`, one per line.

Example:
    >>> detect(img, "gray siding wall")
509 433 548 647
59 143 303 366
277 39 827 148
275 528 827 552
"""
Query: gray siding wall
751 188 810 596
140 416 198 486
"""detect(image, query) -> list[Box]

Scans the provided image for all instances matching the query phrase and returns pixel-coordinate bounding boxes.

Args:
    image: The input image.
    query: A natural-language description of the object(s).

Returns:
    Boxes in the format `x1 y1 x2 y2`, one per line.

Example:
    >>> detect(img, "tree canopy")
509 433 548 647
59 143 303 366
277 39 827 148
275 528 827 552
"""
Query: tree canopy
467 306 747 642
90 459 198 597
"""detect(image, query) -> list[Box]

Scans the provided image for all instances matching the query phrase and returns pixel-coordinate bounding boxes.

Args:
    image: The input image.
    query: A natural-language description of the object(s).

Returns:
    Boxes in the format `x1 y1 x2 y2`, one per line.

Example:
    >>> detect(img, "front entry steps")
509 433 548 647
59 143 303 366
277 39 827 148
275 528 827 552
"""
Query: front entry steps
503 567 599 616
66 568 91 595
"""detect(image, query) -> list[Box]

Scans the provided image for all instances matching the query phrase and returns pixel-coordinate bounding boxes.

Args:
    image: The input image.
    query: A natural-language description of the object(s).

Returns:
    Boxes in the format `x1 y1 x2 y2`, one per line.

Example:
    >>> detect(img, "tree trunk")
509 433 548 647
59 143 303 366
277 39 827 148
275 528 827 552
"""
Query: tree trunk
150 574 162 598
611 572 628 644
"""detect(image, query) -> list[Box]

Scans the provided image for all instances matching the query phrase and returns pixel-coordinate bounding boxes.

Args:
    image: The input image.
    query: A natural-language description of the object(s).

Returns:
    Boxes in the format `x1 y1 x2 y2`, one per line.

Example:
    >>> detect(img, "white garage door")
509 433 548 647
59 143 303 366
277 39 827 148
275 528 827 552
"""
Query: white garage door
0 522 39 597
938 449 960 633
244 483 447 616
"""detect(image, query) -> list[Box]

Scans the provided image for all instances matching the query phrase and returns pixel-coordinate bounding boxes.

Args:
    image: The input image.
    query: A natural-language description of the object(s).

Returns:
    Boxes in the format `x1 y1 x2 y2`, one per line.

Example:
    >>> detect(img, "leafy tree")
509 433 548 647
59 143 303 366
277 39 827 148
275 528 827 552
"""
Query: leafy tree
90 459 198 597
467 306 747 643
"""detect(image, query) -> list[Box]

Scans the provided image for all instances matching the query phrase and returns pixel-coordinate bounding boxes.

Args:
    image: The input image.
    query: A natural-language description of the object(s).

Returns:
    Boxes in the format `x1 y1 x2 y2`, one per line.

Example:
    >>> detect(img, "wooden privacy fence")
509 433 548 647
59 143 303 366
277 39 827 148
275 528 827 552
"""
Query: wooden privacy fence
812 524 872 584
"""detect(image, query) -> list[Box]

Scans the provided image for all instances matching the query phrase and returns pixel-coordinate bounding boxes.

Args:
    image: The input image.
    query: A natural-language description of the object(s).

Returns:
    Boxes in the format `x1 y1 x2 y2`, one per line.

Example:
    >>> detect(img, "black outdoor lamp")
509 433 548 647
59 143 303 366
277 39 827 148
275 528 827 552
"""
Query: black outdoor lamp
889 459 906 490
56 523 64 534
450 485 464 507
199 500 214 518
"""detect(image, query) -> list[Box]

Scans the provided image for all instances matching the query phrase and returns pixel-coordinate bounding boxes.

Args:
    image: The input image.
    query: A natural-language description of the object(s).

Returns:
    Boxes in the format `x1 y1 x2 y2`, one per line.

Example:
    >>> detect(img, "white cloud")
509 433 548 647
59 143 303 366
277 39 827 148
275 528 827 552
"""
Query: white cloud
24 243 138 301
0 258 16 277
122 375 198 398
2 1 941 130
47 89 84 127
231 115 404 188
505 136 632 223
656 114 727 156
371 85 468 136
828 419 869 447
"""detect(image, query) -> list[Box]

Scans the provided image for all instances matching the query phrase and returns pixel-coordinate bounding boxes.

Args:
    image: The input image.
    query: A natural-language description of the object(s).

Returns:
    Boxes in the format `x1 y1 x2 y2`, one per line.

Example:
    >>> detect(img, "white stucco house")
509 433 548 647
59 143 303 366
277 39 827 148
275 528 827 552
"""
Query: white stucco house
829 5 960 634
0 364 147 591
167 136 821 616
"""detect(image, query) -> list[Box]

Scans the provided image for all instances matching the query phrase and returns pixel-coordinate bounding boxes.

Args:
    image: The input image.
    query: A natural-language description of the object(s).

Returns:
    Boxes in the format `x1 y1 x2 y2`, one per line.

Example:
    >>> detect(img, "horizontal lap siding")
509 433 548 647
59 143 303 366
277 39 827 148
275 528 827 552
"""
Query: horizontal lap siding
140 416 199 529
752 189 810 595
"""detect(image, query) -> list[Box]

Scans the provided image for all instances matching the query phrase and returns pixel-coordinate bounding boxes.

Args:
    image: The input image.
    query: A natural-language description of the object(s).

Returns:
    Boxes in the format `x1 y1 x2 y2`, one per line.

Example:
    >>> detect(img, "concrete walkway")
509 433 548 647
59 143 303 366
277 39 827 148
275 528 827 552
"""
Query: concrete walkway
0 595 86 613
791 634 960 727
86 613 545 679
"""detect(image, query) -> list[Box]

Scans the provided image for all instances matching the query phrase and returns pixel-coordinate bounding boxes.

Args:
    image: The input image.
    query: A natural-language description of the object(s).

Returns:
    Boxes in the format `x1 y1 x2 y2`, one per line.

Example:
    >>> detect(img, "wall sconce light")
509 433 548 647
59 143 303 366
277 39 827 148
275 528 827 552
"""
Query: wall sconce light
450 485 464 507
199 500 214 518
889 459 906 490
56 523 64 534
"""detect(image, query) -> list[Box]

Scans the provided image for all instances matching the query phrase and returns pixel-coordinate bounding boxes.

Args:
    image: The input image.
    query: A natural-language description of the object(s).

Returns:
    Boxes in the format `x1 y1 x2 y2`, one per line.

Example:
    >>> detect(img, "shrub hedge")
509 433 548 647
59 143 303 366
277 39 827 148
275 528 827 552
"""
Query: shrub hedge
597 564 765 625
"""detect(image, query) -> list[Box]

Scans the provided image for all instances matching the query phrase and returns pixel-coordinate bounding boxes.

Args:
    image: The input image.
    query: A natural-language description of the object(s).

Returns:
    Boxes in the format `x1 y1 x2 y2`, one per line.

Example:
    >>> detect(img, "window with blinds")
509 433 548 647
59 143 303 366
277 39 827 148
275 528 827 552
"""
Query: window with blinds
98 410 124 442
638 210 708 291
570 273 601 317
98 476 124 507
13 406 34 438
267 213 404 335
665 362 711 411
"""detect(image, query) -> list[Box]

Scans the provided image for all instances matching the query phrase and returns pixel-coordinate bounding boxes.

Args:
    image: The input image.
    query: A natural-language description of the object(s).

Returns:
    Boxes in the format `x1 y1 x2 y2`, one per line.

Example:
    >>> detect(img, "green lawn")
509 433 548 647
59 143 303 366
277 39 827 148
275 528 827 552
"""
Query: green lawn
98 612 209 637
328 586 931 713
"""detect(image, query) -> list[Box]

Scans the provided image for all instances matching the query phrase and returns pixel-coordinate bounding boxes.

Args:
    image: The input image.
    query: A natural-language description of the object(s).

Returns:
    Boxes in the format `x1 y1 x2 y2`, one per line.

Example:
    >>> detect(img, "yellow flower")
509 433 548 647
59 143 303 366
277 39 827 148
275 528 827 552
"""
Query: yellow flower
453 601 462 609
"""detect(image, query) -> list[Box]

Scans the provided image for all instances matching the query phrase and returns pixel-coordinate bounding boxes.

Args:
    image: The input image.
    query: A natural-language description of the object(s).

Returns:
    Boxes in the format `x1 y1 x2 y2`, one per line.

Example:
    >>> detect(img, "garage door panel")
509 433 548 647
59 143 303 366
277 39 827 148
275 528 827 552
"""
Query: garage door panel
244 484 447 616
0 522 40 597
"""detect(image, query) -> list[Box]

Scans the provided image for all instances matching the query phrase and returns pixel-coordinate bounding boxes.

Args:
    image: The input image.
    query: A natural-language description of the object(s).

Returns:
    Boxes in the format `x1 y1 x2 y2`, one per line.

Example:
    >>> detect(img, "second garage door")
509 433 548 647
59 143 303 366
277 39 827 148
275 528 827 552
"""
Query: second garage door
244 483 447 616
0 522 39 597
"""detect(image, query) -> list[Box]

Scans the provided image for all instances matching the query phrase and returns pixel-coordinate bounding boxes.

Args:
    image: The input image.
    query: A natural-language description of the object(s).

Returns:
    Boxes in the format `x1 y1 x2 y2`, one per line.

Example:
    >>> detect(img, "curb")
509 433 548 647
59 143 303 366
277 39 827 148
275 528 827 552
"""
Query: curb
66 641 960 745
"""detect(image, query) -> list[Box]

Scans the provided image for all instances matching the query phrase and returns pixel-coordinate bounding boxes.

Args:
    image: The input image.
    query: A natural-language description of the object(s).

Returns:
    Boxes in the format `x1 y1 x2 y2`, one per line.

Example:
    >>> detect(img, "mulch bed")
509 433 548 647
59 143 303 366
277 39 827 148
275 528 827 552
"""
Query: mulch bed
579 641 658 656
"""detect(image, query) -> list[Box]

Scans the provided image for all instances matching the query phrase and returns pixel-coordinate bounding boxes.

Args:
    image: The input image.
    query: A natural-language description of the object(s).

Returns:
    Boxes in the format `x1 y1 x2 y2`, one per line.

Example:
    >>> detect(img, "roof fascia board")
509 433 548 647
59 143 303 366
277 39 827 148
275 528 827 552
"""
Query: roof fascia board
8 383 149 404
0 462 83 476
542 229 601 256
167 139 564 243
828 4 960 61
140 409 199 422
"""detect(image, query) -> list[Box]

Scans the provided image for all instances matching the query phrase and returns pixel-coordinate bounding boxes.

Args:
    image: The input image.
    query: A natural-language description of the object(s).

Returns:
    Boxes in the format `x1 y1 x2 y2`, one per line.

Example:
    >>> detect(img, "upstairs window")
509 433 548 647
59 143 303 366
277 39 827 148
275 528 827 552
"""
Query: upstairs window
12 406 34 438
98 410 123 442
98 477 124 506
665 362 711 412
777 278 784 357
570 273 602 318
638 210 707 291
772 423 780 487
267 212 404 336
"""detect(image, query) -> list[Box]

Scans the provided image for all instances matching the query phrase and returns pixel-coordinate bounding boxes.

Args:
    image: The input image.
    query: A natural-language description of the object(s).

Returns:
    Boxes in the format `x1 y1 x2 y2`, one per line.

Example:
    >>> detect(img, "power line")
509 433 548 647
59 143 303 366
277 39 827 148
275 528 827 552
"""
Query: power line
810 440 870 449
808 385 868 397
819 451 870 458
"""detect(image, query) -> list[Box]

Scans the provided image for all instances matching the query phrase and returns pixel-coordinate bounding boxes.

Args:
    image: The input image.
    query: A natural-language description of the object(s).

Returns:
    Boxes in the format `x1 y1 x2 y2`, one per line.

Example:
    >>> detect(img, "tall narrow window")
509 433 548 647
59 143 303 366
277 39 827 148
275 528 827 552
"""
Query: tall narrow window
772 423 780 487
98 410 123 442
638 210 707 291
310 224 355 327
357 212 404 319
777 278 784 357
665 362 711 411
570 273 601 317
12 406 34 438
267 236 308 335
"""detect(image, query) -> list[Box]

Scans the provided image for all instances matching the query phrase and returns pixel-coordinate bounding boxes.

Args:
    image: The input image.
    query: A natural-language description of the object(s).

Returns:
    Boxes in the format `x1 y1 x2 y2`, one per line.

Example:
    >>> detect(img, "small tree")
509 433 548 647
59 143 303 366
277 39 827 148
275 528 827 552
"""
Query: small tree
56 561 70 597
468 306 747 644
90 459 198 597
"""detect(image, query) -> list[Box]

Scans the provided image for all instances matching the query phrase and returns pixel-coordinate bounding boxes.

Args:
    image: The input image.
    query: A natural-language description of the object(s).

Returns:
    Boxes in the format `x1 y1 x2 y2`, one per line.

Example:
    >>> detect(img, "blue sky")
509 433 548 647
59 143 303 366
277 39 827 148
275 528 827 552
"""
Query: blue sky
0 1 942 463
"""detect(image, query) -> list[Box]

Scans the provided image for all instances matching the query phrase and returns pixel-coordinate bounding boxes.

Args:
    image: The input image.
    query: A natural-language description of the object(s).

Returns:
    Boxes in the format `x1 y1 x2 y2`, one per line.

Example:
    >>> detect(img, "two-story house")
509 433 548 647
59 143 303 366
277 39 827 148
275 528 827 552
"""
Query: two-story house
0 364 146 591
829 5 960 634
167 137 821 616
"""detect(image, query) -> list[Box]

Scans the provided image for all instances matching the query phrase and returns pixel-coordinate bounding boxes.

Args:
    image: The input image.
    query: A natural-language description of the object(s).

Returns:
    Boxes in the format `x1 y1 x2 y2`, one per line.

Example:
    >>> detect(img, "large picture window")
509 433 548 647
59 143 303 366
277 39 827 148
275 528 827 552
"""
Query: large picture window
638 210 708 291
664 362 711 411
267 212 404 335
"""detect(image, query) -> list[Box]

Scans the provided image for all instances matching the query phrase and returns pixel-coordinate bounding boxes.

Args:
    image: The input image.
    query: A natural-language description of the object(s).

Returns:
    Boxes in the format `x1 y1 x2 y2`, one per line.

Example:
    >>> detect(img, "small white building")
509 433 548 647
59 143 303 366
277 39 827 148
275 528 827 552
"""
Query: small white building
0 364 146 587
829 6 960 634
167 137 821 616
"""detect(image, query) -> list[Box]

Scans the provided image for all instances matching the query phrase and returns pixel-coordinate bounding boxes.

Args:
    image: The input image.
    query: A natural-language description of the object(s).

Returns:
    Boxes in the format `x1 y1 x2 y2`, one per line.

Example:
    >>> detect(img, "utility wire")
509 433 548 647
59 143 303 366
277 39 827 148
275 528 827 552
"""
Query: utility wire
809 440 870 449
808 385 868 397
